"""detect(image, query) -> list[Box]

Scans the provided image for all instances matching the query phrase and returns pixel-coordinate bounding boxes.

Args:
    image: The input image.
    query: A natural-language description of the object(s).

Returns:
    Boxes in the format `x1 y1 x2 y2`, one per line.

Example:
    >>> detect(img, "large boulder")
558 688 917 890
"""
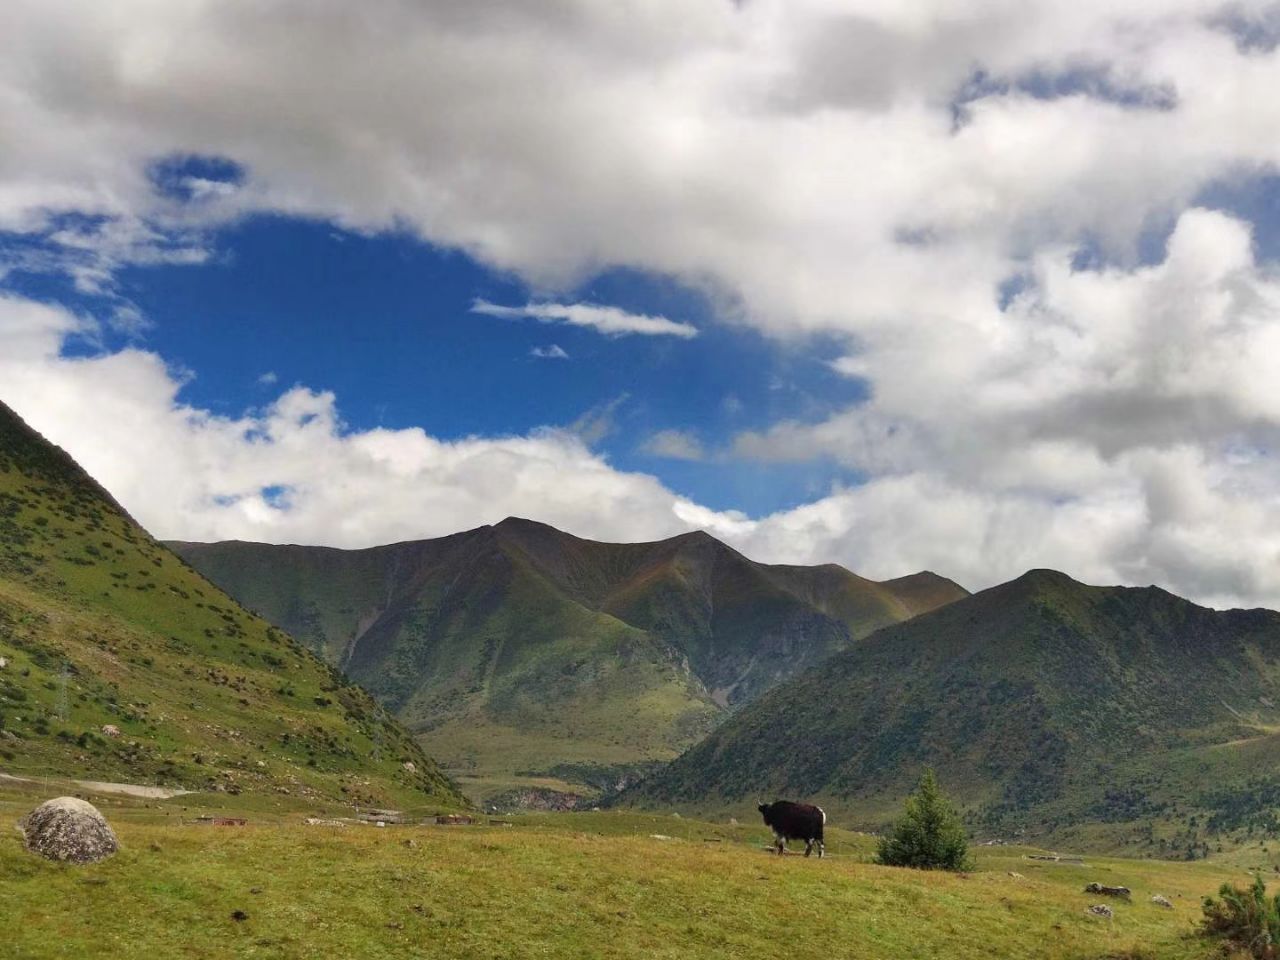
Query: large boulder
20 797 119 864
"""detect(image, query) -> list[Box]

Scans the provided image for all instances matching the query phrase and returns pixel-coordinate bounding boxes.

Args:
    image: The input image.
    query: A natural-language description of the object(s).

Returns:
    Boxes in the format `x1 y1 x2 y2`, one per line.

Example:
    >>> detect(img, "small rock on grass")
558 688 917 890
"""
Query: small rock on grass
1087 904 1114 919
1151 894 1173 909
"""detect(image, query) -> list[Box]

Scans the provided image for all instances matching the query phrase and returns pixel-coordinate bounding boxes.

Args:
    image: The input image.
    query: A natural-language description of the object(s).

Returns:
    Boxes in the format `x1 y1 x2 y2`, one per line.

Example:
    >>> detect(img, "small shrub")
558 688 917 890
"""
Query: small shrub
1202 874 1280 958
875 768 973 872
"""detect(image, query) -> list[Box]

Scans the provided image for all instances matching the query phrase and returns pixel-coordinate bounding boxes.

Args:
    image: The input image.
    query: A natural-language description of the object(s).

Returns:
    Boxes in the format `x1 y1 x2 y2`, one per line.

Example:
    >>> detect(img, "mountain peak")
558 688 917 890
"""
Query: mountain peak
1012 567 1080 589
494 515 544 529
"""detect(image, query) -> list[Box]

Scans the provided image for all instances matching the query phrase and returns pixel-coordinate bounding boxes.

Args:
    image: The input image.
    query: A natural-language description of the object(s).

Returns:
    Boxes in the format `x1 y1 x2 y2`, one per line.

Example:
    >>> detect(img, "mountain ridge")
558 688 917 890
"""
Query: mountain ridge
168 517 967 800
622 564 1280 850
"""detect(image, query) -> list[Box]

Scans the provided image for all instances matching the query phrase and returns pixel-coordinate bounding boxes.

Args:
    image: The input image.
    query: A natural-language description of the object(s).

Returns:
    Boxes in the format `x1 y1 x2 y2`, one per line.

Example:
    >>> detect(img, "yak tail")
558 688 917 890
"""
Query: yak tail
819 806 827 824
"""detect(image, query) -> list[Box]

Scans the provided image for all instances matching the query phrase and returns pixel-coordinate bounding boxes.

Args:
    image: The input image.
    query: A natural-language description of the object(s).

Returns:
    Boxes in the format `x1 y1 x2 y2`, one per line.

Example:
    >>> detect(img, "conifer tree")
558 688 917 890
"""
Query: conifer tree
875 768 973 871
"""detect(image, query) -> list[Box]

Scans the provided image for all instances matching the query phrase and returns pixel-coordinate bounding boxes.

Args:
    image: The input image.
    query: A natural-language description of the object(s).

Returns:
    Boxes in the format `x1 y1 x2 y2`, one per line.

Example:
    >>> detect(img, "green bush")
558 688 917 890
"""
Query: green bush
875 768 973 871
1201 874 1280 958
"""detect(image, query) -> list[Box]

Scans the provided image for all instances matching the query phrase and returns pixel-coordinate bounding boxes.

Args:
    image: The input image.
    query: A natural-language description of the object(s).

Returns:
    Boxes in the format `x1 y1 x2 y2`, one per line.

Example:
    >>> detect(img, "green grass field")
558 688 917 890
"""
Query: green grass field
0 780 1256 960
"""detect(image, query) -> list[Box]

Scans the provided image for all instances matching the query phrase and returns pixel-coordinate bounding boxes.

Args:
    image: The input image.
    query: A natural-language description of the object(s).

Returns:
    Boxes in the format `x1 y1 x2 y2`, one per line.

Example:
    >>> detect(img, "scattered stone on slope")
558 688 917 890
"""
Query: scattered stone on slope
1151 894 1173 909
1084 882 1131 899
20 797 119 864
1087 904 1114 919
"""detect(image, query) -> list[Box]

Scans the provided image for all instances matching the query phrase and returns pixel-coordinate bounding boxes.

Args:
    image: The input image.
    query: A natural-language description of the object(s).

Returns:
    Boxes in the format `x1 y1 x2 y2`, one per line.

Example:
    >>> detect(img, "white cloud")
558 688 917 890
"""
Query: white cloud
530 344 570 359
724 208 1280 606
6 3 1280 608
257 371 279 385
473 300 698 339
0 297 698 547
641 429 706 461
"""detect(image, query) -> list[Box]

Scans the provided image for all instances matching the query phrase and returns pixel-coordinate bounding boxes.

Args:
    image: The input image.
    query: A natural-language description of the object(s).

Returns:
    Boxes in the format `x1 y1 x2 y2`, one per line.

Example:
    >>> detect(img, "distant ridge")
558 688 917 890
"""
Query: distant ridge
169 518 966 800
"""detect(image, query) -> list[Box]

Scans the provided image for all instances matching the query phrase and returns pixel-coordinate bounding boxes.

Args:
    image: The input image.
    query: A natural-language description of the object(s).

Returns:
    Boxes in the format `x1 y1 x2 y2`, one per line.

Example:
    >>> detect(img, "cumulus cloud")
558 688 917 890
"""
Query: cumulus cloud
473 300 698 339
6 2 1280 607
726 208 1280 607
0 297 700 547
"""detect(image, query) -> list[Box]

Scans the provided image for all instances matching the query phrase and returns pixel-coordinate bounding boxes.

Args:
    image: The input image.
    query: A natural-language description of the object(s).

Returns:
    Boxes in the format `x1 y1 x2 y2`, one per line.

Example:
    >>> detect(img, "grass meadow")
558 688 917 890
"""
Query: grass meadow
0 780 1254 960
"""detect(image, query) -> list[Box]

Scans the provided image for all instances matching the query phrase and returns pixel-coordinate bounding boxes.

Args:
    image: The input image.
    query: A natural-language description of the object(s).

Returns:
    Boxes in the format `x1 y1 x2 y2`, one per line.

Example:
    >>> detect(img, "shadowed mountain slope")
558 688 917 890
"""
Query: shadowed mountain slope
169 520 966 799
0 399 465 809
624 569 1280 849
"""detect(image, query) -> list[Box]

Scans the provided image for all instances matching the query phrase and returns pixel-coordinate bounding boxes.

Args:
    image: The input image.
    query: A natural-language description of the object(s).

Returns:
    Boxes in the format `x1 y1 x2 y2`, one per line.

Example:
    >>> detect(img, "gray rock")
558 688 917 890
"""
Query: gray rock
1084 882 1131 899
1087 904 1114 919
20 797 119 864
1151 894 1173 909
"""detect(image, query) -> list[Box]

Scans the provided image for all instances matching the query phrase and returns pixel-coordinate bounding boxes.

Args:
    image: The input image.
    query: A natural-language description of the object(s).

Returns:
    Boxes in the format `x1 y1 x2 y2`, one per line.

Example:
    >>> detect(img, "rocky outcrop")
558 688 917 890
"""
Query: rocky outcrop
20 797 119 863
488 787 584 812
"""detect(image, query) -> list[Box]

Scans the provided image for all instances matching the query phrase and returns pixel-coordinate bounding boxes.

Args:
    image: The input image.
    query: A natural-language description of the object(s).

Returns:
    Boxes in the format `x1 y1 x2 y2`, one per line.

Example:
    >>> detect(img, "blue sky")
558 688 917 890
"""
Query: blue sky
3 167 867 516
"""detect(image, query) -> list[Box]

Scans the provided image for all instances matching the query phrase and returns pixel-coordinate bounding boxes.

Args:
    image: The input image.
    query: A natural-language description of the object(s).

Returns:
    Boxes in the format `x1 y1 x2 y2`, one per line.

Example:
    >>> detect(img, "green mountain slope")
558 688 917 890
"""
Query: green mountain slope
168 520 966 800
624 569 1280 851
0 399 465 809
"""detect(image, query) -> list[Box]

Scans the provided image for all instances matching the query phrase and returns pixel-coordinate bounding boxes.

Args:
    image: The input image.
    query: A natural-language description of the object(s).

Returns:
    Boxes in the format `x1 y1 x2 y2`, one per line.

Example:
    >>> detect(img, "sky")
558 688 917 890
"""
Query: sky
5 2 1280 609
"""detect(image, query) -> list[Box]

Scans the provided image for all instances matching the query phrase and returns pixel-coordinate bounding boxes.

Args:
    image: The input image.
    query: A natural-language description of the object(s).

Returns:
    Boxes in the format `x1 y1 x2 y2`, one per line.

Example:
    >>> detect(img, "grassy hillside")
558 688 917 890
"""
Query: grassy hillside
625 569 1280 851
170 521 965 801
0 399 465 810
0 782 1248 960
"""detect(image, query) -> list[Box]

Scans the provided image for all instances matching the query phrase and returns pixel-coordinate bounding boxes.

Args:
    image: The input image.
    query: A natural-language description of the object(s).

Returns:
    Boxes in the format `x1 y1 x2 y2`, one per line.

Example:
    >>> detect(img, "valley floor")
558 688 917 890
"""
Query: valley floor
0 783 1252 960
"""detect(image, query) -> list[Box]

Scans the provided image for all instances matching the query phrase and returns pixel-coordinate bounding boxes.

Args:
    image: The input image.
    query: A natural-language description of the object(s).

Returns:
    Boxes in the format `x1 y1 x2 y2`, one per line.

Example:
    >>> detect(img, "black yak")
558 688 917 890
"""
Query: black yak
758 800 825 857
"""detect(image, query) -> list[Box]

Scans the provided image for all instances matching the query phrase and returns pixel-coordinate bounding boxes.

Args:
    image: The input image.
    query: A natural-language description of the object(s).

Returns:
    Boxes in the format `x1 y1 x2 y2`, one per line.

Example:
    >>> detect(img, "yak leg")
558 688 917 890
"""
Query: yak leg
804 839 814 857
817 839 825 858
774 833 785 855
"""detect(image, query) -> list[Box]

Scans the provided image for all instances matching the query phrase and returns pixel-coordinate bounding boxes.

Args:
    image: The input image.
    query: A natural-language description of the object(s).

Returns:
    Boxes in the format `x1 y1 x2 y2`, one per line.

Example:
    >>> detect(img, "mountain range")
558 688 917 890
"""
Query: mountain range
0 400 465 810
624 567 1280 851
13 390 1280 852
169 522 966 800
